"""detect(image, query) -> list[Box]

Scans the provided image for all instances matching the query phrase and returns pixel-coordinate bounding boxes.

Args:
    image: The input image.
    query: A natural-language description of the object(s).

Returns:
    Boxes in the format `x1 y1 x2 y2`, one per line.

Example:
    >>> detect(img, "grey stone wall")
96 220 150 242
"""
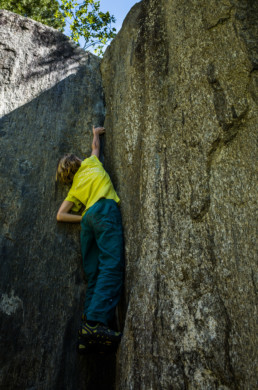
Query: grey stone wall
101 0 258 389
0 10 115 390
1 1 257 388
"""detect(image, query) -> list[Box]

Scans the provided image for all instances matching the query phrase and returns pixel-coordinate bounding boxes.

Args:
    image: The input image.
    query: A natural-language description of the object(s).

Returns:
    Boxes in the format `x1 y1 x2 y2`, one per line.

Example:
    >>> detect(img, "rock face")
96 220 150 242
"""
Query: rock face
101 0 257 389
1 1 257 389
0 10 115 390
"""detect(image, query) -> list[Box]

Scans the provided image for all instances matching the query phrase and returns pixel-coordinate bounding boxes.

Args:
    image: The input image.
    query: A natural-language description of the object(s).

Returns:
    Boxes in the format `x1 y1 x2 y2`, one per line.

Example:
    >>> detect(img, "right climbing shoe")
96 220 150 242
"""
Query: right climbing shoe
77 336 117 355
79 322 122 343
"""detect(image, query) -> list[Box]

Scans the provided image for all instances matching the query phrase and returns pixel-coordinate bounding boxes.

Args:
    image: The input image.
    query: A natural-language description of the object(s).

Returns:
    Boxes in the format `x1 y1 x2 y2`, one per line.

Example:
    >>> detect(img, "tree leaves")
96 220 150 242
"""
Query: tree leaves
59 0 116 56
0 0 65 30
0 0 117 56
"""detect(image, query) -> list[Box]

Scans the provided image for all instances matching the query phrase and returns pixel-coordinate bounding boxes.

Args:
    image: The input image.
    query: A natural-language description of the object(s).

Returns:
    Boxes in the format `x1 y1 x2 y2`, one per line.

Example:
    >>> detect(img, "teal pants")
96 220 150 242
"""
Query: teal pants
80 199 124 326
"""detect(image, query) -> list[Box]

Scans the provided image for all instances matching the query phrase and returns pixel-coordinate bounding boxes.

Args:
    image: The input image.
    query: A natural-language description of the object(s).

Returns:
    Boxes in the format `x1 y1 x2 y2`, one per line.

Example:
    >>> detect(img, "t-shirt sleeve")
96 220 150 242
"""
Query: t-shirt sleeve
82 155 102 167
65 194 83 213
90 155 101 164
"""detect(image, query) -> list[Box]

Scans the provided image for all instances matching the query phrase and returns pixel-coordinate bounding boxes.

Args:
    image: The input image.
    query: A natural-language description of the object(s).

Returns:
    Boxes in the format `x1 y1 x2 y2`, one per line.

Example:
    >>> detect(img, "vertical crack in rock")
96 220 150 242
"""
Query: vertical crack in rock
1 0 257 388
207 62 250 142
101 0 257 388
0 10 116 390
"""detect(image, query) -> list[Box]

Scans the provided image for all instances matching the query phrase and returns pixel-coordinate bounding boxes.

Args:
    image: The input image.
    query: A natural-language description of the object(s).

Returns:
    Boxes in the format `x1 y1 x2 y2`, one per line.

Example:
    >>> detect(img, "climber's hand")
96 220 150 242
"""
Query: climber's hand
93 126 105 135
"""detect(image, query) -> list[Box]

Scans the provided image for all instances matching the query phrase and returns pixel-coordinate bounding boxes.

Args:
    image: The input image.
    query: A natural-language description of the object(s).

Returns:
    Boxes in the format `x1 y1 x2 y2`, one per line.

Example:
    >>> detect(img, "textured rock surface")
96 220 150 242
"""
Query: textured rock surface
0 10 116 390
1 1 257 389
101 0 257 389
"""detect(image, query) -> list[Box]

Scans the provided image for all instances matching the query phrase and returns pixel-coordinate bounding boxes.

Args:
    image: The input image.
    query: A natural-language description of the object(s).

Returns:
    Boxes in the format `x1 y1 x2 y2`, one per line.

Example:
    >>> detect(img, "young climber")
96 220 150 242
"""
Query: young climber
56 126 124 350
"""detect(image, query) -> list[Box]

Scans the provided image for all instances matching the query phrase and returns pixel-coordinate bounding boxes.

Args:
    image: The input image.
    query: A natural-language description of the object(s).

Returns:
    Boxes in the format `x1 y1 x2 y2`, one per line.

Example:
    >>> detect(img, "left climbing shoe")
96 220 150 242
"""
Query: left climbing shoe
77 336 116 355
79 322 122 343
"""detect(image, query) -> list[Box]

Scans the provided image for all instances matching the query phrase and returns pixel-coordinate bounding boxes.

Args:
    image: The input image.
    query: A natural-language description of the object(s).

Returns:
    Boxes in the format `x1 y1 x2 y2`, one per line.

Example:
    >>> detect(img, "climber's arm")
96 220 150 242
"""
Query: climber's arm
91 126 105 158
56 201 82 223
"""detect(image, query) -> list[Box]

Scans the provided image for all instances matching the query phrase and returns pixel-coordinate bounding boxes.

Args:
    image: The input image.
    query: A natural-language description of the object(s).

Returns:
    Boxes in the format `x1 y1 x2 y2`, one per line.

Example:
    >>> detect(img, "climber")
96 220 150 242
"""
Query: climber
56 126 124 352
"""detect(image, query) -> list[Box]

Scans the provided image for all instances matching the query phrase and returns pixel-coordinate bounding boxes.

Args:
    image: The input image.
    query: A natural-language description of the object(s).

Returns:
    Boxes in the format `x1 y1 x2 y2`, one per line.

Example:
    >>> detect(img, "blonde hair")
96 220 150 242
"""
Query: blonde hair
56 154 81 184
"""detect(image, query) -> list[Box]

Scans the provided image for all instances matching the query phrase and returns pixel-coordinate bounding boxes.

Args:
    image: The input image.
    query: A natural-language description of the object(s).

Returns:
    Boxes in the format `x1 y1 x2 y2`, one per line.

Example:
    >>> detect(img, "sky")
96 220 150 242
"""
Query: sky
99 0 139 33
61 0 140 53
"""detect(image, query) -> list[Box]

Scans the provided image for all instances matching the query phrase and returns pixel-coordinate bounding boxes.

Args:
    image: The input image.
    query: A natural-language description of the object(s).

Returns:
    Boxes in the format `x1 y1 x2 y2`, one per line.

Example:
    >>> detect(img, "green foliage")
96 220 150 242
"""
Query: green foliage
0 0 65 30
59 0 116 56
0 0 116 56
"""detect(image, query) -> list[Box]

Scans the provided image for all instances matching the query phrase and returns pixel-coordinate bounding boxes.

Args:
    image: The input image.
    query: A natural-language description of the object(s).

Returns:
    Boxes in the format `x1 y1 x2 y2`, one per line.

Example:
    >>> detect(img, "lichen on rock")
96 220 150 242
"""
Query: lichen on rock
0 9 111 390
101 0 257 388
0 0 257 388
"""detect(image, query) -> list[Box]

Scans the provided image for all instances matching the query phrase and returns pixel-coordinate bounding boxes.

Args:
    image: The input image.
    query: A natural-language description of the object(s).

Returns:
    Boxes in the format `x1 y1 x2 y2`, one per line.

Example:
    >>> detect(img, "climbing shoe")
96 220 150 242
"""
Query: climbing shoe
79 322 122 343
77 336 117 355
77 322 122 355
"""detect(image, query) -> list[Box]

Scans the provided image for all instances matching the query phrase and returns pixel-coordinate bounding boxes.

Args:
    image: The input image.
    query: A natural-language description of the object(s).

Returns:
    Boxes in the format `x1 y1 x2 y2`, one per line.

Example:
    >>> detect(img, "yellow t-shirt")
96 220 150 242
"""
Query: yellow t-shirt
65 155 120 216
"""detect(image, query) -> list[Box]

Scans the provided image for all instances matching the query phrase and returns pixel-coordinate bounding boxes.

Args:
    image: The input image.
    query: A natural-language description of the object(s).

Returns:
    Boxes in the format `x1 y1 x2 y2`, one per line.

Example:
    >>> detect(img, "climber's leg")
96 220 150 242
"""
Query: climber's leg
85 199 124 326
80 213 99 316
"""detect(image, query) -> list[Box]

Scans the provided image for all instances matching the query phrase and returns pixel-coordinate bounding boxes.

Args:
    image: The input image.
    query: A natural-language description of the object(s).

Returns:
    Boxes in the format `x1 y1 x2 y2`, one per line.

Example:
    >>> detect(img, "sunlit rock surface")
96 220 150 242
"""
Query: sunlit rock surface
101 0 257 388
0 10 114 390
0 0 257 388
